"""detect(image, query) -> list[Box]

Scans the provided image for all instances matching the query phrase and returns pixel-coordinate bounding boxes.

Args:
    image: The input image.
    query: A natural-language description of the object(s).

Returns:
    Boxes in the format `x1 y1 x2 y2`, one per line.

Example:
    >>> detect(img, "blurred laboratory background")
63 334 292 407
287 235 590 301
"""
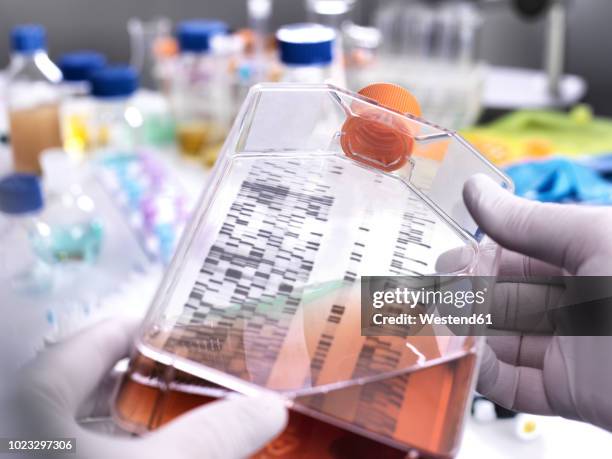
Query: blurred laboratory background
1 0 612 115
1 1 612 458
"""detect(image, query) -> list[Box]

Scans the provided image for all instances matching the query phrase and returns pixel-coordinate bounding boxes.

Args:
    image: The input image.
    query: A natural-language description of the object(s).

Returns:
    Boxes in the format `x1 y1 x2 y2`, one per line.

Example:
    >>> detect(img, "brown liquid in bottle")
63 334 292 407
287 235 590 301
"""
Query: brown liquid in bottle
9 103 62 175
114 351 476 458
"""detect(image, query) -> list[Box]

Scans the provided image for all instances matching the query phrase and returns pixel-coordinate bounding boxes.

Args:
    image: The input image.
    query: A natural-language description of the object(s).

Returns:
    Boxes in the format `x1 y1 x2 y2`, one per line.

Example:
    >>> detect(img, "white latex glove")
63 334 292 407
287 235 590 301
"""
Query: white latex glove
10 319 287 459
464 174 612 432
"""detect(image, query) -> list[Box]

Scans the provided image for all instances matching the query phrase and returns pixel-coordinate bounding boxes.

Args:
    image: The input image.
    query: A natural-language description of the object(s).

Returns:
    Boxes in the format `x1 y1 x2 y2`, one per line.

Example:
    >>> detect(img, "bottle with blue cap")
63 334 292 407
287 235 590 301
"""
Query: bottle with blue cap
58 51 107 156
59 51 107 97
277 23 345 85
88 65 141 152
172 19 233 165
0 173 52 293
6 24 63 175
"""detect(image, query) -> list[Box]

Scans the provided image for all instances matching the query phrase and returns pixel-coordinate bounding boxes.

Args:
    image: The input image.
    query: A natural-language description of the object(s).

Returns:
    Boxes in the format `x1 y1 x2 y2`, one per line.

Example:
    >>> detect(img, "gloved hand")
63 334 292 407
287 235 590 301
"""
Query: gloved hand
464 174 612 432
11 318 288 459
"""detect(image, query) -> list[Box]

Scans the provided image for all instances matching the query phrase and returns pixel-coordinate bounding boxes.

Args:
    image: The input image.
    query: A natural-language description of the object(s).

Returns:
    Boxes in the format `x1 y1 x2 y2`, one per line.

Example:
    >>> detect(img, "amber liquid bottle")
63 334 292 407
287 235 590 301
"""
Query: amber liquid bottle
114 350 476 459
9 103 62 174
7 25 63 175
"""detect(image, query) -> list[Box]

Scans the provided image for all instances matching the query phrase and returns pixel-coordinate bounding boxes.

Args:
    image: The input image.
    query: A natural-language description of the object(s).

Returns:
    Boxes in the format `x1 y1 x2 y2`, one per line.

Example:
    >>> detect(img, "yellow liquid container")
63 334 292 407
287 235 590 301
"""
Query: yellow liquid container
58 51 107 159
63 113 90 155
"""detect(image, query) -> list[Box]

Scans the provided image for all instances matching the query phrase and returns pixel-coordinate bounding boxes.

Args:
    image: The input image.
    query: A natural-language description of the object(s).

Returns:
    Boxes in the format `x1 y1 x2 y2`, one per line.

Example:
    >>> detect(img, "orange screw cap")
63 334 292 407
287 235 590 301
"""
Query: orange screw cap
341 83 421 172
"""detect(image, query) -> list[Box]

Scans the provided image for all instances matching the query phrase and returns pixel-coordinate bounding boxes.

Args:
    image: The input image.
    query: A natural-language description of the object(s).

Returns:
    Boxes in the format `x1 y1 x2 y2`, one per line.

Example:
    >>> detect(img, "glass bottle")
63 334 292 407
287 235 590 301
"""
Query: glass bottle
88 66 140 153
0 173 52 293
171 20 232 165
6 24 63 175
58 51 107 157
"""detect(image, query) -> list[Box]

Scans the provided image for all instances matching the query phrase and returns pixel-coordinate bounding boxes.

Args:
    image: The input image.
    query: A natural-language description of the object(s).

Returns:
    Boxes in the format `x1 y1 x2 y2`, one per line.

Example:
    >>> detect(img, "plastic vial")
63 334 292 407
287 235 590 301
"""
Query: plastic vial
58 51 107 157
0 174 52 293
171 20 232 164
6 24 63 175
88 66 140 153
34 150 103 264
277 23 342 85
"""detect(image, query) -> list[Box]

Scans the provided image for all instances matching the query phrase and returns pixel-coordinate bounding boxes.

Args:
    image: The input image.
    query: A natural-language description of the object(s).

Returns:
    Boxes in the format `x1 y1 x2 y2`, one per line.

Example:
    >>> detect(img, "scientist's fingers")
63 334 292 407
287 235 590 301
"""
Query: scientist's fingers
498 250 564 278
20 318 139 415
486 335 552 369
435 246 477 273
435 247 563 278
146 394 288 459
477 344 554 415
463 174 610 274
489 282 564 333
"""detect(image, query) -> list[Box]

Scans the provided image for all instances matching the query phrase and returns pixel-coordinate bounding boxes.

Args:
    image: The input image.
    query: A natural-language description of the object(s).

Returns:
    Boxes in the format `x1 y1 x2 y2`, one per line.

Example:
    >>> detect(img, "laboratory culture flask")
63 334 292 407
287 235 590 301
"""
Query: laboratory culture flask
113 83 512 458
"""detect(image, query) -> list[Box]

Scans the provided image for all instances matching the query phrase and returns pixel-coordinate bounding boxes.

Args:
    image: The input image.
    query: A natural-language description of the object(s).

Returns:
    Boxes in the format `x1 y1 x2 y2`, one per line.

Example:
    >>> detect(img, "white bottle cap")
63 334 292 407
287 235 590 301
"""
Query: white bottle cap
473 398 497 423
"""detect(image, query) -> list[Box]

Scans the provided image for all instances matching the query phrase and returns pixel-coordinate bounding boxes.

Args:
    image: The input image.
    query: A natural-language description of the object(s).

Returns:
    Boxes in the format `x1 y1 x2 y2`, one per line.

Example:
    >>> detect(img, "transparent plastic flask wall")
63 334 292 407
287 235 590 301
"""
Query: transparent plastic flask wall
6 24 63 175
114 83 512 458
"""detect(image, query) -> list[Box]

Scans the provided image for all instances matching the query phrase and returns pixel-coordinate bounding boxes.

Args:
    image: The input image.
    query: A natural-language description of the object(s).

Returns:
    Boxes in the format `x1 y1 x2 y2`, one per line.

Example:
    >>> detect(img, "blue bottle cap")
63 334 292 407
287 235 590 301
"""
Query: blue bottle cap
177 20 228 53
0 174 43 214
90 66 139 98
11 24 47 54
277 23 335 66
59 51 107 82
